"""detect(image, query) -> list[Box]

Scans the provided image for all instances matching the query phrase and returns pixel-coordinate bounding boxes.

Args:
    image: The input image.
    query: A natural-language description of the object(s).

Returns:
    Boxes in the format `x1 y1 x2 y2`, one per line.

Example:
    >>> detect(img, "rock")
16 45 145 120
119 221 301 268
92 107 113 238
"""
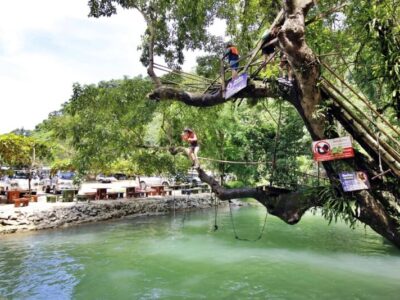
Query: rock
0 195 215 234
2 220 19 226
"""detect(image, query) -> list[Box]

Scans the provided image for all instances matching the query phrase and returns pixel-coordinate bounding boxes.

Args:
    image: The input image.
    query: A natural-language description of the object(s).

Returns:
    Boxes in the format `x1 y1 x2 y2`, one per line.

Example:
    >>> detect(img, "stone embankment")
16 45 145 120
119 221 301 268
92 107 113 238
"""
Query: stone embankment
0 195 218 234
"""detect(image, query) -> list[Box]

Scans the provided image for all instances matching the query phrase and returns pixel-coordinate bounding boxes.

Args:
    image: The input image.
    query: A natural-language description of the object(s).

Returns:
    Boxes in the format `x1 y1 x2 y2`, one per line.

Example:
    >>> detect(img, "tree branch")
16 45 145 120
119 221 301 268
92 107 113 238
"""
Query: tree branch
195 167 324 225
149 80 296 106
134 5 161 87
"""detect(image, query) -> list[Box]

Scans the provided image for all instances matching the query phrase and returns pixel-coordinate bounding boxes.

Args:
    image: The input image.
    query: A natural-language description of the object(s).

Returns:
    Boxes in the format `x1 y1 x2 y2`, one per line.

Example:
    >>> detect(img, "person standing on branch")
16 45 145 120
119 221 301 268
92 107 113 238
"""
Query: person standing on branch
223 42 240 79
279 52 293 84
182 128 200 168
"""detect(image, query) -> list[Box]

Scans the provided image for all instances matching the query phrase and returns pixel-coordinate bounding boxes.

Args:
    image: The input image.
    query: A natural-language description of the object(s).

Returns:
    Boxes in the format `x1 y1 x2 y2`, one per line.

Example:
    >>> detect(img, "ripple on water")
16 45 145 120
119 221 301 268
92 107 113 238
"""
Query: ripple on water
0 240 83 299
0 206 399 300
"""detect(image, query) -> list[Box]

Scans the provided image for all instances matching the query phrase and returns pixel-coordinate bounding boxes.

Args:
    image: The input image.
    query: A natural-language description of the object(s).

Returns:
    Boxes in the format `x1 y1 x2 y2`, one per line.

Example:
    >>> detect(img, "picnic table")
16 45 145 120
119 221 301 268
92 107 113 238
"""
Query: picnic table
62 189 77 202
151 185 164 195
124 186 150 198
7 190 20 204
13 197 30 207
95 187 110 200
169 184 191 190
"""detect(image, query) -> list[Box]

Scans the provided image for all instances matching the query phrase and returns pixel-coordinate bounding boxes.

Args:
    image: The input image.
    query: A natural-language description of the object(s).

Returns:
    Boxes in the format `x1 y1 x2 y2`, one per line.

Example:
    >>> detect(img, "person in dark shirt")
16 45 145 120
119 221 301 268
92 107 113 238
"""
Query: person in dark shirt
261 27 279 70
182 128 200 168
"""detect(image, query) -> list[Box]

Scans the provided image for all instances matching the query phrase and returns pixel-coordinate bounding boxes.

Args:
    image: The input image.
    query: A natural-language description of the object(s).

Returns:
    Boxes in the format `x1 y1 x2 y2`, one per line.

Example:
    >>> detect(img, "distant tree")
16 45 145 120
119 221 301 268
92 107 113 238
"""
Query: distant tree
0 134 52 193
10 128 32 137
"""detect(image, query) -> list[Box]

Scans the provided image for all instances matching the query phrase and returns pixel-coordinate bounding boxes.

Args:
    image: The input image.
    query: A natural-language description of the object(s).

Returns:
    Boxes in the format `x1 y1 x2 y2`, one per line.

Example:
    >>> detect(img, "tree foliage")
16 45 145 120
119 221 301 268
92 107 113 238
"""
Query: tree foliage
32 0 400 246
0 134 52 168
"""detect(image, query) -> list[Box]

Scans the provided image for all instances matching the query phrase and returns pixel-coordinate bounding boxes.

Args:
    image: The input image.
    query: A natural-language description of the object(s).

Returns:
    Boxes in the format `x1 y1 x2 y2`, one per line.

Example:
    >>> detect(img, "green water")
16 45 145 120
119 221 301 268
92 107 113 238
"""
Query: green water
0 205 399 300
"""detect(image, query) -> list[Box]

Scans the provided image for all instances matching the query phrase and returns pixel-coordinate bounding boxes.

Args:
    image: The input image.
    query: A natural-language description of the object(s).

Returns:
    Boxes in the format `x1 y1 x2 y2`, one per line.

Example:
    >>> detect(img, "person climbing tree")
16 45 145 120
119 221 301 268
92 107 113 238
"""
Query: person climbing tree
222 42 240 79
181 128 200 168
261 27 279 70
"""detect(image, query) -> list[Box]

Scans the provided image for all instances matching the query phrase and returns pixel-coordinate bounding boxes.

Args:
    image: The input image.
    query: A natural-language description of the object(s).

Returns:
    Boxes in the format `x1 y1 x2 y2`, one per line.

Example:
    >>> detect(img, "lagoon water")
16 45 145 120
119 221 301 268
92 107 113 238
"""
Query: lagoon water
0 204 399 299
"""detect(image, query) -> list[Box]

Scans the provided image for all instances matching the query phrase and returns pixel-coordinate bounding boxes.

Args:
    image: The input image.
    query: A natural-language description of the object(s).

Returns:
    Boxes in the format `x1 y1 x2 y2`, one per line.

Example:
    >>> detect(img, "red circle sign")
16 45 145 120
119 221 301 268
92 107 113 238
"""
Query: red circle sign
314 141 330 155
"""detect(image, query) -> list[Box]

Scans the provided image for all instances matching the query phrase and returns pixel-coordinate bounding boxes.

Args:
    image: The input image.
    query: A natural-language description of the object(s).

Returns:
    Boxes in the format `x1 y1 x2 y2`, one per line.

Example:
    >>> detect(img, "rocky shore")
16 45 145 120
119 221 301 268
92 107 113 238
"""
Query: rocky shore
0 195 219 234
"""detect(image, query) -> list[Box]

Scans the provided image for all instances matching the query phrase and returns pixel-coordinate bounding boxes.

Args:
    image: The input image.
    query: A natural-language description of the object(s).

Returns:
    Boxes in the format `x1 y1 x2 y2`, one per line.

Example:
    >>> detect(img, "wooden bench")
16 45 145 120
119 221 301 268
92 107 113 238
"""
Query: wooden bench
133 189 149 198
76 194 87 202
7 190 20 204
126 187 136 198
107 192 119 200
46 195 58 203
29 195 38 202
162 189 173 196
147 189 158 196
95 188 108 200
14 197 30 207
84 192 96 201
181 188 201 195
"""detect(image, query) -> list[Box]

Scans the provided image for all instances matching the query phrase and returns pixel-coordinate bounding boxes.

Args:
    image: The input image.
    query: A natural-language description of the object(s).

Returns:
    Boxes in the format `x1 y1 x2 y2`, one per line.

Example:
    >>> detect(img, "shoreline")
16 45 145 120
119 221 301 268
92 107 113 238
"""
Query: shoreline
0 195 221 235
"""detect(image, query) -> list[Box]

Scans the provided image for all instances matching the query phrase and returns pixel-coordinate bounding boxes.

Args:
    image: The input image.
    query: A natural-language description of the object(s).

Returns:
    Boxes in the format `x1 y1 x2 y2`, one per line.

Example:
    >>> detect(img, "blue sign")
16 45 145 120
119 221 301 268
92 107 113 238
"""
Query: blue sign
339 171 370 192
225 73 248 99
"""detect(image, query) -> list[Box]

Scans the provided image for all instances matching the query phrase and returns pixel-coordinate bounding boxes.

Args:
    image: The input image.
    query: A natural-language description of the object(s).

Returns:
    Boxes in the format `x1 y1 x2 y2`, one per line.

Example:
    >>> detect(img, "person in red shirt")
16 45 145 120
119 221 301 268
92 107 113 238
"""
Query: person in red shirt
181 128 200 168
223 42 240 79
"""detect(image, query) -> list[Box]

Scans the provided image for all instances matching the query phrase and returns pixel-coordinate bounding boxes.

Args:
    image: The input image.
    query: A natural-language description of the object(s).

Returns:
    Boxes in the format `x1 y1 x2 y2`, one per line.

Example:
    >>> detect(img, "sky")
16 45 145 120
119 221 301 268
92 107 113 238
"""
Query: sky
0 0 221 134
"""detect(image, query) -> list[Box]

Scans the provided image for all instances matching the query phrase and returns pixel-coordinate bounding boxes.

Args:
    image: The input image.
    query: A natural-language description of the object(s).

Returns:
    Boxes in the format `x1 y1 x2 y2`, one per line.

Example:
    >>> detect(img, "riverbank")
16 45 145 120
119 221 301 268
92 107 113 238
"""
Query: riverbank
0 195 222 235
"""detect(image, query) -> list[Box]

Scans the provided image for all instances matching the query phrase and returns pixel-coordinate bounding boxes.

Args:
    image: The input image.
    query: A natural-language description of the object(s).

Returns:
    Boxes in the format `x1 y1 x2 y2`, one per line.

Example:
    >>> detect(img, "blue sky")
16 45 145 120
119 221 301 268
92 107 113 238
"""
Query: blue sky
0 1 148 133
0 1 151 133
0 1 225 134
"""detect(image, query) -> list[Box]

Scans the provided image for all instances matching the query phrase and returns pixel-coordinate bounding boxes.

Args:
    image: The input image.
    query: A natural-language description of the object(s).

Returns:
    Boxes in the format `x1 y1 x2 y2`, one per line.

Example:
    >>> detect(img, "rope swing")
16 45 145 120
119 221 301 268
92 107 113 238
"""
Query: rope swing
228 200 268 242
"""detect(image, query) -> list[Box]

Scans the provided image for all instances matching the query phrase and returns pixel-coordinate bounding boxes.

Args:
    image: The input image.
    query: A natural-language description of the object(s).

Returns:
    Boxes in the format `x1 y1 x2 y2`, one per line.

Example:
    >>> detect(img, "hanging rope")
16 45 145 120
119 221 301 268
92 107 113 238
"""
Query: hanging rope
211 192 219 231
181 191 190 228
198 156 268 165
228 200 268 242
270 101 283 187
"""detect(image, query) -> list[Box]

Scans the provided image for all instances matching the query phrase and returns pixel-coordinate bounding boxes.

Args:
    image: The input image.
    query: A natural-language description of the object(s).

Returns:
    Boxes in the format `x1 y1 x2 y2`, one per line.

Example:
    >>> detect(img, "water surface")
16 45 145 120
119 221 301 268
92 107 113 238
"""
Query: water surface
0 204 399 299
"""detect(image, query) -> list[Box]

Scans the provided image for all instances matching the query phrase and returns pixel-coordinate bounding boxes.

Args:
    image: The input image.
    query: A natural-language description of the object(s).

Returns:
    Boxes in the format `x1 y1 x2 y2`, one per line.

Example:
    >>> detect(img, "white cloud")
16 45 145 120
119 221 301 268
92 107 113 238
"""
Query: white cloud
0 1 227 134
0 0 147 133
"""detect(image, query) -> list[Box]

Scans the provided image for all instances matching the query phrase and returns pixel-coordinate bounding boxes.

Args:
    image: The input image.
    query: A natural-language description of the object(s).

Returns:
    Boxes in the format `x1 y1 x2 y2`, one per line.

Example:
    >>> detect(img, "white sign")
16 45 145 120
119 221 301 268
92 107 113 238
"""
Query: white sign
339 171 370 192
225 73 248 99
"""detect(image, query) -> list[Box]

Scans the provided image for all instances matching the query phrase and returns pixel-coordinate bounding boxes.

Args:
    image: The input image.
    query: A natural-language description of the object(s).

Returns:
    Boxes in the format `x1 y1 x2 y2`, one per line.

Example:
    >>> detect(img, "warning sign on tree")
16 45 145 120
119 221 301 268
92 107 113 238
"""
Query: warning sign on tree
312 136 354 162
339 171 370 192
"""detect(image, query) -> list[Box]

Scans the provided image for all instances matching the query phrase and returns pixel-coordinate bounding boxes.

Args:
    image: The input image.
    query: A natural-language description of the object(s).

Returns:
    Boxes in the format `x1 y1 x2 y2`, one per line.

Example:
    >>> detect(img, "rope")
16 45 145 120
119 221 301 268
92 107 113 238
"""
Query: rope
228 200 268 242
322 62 400 138
211 192 219 231
321 76 400 155
262 102 278 125
181 191 190 228
154 63 212 84
251 50 279 78
198 156 268 165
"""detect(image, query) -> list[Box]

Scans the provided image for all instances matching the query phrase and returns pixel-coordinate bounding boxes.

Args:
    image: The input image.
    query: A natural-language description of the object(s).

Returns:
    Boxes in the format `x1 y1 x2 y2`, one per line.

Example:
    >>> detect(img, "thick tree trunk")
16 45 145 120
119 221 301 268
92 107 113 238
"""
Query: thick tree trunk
149 1 400 248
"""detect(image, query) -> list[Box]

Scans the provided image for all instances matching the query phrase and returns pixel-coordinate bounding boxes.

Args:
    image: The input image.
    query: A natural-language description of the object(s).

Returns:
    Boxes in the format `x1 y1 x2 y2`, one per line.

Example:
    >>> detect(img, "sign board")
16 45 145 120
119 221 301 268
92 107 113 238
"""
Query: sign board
339 171 370 192
312 136 354 162
225 73 248 99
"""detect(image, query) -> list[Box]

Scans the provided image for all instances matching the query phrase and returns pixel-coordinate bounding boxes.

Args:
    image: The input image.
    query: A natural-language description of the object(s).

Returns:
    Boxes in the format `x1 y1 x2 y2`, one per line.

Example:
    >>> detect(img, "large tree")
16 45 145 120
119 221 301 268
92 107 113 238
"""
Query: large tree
88 0 400 248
